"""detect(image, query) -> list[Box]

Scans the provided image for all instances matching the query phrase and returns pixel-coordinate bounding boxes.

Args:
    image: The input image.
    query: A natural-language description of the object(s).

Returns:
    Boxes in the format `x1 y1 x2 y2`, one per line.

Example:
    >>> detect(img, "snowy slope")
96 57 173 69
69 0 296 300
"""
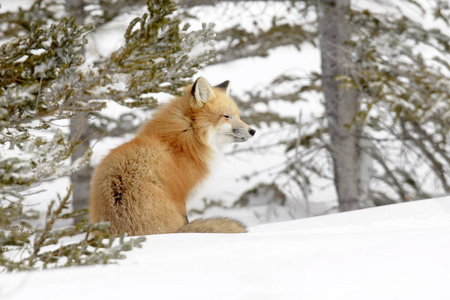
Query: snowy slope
2 197 450 300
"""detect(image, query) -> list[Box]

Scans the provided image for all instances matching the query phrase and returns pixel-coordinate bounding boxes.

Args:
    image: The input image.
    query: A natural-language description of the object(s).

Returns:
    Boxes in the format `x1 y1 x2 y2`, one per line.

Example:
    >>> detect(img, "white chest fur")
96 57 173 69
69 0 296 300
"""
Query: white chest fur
185 145 225 209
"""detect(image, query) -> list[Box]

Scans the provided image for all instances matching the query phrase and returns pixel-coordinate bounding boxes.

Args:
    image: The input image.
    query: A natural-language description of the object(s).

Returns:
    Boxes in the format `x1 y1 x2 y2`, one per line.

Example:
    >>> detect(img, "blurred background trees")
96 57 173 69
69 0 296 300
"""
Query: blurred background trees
181 0 450 217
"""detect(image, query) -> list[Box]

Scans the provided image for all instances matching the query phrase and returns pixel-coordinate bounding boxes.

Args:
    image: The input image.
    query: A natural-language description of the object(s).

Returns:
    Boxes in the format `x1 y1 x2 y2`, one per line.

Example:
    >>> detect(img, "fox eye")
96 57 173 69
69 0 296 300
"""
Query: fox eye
223 115 231 119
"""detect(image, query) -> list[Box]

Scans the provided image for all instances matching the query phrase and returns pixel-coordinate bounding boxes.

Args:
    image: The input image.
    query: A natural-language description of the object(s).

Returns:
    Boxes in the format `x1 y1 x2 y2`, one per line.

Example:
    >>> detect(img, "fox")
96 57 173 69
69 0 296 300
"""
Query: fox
89 77 256 236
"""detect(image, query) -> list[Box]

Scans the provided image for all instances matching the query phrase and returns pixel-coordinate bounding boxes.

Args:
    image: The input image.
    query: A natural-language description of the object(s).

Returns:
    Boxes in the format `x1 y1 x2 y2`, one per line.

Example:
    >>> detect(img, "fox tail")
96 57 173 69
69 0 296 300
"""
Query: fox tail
176 217 246 233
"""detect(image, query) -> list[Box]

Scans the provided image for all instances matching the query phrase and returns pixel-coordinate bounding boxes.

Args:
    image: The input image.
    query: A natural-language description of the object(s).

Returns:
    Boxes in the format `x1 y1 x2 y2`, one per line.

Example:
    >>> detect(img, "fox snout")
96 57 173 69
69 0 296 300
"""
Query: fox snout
232 127 256 142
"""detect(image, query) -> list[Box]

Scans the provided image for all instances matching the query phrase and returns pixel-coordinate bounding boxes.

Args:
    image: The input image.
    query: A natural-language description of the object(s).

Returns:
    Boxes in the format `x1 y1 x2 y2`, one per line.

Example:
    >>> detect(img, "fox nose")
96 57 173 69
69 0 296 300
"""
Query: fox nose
249 128 256 136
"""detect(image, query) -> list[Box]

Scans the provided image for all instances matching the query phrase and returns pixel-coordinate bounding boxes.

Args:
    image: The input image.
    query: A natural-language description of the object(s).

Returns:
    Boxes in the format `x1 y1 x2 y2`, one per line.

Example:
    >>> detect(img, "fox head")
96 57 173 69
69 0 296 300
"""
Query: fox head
189 77 256 151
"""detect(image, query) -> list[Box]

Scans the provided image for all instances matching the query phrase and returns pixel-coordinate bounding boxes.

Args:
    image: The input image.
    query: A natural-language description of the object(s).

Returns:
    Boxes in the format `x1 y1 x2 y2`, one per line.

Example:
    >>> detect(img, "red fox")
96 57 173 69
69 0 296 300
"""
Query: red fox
89 77 255 236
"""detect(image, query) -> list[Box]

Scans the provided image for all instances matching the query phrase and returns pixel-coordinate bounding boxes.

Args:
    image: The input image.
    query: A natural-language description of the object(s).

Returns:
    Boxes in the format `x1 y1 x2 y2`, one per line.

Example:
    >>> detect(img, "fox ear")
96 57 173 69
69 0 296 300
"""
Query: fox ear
215 80 230 95
191 77 215 104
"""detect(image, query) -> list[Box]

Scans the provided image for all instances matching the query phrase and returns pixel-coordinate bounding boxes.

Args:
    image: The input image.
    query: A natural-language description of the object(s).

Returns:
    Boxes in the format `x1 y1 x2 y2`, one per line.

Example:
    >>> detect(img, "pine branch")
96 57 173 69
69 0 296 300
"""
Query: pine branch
2 186 146 272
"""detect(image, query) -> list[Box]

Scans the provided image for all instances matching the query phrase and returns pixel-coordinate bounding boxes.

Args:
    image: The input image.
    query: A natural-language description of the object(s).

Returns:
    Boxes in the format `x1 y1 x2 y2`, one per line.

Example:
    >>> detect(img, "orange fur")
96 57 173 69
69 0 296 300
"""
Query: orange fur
89 78 254 236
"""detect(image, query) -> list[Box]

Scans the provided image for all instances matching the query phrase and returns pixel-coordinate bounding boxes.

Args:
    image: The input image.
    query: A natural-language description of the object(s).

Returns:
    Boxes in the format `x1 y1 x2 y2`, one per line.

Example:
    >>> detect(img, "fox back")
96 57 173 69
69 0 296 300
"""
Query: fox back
89 78 255 236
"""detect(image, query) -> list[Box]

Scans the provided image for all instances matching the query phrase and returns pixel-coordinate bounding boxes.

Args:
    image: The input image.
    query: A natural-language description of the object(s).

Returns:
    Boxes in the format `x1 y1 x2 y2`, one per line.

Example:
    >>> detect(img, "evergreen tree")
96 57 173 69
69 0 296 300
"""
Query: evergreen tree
0 0 214 271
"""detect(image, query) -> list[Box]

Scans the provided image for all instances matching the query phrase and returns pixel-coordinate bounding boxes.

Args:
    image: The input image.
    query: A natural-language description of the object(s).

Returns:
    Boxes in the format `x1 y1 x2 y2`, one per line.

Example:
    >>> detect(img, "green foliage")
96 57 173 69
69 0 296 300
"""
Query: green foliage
0 17 93 130
0 17 96 202
102 0 215 106
1 186 145 272
86 0 215 137
0 0 61 39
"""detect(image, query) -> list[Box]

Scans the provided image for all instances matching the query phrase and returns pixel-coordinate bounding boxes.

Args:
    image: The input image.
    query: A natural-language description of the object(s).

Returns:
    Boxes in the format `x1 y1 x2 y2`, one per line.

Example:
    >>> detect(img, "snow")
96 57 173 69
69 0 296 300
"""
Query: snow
2 197 450 300
0 0 32 13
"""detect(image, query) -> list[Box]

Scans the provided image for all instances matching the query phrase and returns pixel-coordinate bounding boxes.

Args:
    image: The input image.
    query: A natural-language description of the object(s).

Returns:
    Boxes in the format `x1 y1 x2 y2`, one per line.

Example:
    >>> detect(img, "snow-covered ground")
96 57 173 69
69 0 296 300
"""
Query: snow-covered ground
2 197 450 299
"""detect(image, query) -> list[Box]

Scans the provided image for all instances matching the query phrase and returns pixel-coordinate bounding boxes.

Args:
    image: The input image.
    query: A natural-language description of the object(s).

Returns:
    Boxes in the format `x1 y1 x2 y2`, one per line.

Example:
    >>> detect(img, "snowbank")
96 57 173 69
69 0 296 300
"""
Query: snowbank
2 197 450 300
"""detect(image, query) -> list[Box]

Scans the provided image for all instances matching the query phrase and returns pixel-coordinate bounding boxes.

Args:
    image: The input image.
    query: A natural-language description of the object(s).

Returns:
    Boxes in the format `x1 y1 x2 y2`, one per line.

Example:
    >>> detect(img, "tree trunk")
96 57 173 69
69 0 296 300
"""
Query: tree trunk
66 0 92 223
317 0 361 211
69 114 93 222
